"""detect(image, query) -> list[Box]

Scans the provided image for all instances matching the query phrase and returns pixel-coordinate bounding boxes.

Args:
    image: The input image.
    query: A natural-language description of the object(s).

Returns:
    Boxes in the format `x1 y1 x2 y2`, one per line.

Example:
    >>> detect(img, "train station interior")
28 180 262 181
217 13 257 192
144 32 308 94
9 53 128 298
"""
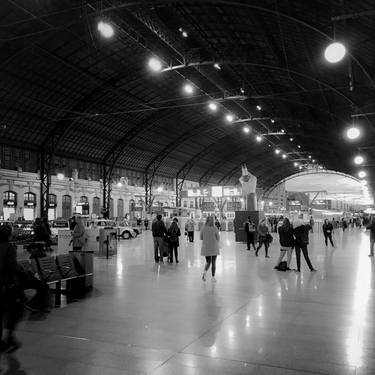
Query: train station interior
0 1 374 374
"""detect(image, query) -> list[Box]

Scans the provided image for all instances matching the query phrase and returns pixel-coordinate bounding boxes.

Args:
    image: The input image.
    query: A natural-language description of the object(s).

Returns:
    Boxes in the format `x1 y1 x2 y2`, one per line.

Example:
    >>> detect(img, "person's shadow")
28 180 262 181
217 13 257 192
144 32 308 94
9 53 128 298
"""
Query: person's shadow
0 353 28 374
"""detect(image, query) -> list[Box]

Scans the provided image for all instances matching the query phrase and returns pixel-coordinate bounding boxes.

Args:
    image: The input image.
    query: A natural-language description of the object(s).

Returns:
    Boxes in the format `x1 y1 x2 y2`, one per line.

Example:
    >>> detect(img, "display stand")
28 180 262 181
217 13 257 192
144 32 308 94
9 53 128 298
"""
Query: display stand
98 228 117 257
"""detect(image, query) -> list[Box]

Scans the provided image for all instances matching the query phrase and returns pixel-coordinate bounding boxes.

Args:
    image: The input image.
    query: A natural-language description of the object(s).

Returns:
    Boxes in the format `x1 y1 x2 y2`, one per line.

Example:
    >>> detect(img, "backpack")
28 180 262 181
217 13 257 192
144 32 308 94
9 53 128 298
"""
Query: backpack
277 261 287 272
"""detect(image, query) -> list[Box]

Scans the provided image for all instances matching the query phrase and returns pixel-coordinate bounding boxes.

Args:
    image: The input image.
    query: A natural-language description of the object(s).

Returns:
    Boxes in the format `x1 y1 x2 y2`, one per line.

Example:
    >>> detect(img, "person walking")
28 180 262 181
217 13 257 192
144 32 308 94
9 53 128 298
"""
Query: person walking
366 217 375 257
144 218 149 231
293 219 316 272
215 217 221 232
256 218 270 258
309 216 315 233
185 217 195 243
167 218 181 263
201 216 220 282
244 217 256 251
274 218 294 271
152 214 167 263
0 225 23 353
322 219 334 247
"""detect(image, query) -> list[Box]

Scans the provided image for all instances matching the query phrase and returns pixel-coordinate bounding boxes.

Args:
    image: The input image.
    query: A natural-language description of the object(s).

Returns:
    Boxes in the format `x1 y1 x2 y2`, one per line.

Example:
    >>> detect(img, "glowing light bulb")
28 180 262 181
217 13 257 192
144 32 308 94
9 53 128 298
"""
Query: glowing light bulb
148 57 162 72
346 127 360 140
358 171 366 179
275 149 281 155
98 21 114 38
354 155 364 165
226 114 234 123
324 42 346 63
256 135 262 142
243 126 250 134
183 83 194 94
208 102 217 111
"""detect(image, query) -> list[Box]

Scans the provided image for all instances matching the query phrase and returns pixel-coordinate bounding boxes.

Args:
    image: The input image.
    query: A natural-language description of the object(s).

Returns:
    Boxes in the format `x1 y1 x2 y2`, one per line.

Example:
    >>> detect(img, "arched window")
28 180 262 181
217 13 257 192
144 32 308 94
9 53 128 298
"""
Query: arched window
24 192 36 207
62 195 72 219
48 194 57 207
79 196 89 215
117 198 124 218
93 197 100 216
3 191 17 206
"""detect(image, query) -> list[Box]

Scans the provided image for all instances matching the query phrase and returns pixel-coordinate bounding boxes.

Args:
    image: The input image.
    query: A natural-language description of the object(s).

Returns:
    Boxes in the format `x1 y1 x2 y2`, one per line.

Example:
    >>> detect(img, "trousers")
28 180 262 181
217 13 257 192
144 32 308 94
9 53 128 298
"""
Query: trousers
295 244 314 271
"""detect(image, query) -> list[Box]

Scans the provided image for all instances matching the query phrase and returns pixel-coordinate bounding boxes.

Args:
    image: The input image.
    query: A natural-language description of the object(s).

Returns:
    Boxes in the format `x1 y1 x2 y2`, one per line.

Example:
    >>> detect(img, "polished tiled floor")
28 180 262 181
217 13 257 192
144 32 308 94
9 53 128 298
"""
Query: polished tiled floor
2 227 374 374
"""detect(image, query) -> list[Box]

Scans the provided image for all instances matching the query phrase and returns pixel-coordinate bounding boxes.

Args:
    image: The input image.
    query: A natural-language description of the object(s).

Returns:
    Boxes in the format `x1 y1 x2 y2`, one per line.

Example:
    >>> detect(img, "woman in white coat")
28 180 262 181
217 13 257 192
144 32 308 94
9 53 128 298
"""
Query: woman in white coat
200 216 220 282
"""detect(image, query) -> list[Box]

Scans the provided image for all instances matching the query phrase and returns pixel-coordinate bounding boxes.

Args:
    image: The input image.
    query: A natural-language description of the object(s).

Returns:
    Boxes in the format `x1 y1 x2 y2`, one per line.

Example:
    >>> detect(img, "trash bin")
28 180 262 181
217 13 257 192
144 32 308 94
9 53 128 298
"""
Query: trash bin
69 251 94 288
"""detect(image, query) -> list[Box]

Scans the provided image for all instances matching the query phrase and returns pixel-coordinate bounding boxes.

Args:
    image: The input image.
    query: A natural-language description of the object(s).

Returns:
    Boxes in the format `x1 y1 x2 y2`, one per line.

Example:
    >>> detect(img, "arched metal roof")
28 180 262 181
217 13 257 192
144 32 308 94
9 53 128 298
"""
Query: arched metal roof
1 0 374 192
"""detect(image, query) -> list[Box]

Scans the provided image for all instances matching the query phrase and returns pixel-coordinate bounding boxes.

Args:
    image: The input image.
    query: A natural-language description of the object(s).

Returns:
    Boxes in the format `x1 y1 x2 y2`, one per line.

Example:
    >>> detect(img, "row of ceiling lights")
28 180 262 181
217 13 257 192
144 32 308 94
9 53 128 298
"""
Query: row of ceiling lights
98 20 366 179
149 56 321 171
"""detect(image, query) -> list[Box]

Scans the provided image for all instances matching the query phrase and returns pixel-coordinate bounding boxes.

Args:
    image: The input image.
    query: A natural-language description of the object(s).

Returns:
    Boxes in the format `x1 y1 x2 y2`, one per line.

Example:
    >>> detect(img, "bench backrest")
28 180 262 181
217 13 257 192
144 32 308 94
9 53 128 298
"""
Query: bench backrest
56 254 79 278
36 256 61 282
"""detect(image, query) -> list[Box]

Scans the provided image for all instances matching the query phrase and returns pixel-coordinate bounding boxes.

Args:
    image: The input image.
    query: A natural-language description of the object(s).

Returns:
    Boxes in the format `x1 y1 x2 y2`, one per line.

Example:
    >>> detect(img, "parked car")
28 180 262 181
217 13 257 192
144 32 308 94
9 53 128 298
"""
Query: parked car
93 219 137 240
117 220 141 237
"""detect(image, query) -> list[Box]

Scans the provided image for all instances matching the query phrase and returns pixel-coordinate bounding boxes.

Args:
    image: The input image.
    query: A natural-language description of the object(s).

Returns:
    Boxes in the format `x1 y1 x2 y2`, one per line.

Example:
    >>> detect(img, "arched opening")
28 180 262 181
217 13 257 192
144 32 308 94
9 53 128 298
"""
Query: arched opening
62 195 72 219
3 191 17 220
48 194 57 220
92 197 100 217
23 192 36 220
117 198 124 218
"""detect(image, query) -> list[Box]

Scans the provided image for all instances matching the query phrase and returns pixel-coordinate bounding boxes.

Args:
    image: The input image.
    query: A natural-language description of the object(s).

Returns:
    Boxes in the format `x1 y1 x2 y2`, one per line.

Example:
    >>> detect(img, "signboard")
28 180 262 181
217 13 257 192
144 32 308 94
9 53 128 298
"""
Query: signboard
211 186 223 197
223 187 241 197
227 202 241 211
202 202 215 211
187 188 210 197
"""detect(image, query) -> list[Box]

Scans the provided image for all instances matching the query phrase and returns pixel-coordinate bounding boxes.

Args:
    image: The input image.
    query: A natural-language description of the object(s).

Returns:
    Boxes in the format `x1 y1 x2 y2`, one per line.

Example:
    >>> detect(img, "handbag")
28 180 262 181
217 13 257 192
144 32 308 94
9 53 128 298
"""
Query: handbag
266 233 273 243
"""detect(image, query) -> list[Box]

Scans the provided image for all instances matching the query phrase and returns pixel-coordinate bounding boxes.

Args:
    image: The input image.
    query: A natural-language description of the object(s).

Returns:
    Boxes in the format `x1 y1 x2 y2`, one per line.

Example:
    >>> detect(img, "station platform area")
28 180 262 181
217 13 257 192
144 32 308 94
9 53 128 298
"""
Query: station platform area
3 228 374 375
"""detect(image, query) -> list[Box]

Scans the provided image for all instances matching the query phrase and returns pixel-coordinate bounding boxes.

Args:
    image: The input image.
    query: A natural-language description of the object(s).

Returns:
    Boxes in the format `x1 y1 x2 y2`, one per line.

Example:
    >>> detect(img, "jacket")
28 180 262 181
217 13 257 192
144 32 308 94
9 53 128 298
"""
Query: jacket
322 223 333 234
278 226 295 247
200 225 220 256
257 223 268 237
293 224 311 245
72 223 86 248
185 220 195 232
168 223 181 245
0 242 18 288
152 220 167 237
366 221 375 240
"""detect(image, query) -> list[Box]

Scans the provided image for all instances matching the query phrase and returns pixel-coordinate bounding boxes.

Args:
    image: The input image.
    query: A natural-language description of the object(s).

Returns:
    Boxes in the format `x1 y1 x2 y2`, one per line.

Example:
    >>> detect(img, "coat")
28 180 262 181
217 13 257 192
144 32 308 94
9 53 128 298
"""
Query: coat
185 220 195 232
72 223 86 248
278 226 295 247
168 223 181 246
293 224 311 245
200 225 220 256
0 242 17 288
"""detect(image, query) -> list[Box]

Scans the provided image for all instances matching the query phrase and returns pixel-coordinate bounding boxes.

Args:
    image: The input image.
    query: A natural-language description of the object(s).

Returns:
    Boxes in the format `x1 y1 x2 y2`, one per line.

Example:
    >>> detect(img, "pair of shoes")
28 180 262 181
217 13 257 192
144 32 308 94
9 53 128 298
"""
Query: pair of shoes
274 266 279 270
255 251 259 257
286 267 291 271
310 269 317 272
211 277 216 283
176 260 179 263
265 255 270 258
202 273 206 282
247 248 250 251
293 269 300 272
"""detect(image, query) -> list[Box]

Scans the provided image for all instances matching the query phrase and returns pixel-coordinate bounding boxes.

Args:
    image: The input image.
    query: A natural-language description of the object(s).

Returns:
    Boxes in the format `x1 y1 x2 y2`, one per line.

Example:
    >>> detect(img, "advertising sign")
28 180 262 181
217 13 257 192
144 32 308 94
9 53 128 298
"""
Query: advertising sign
187 188 210 197
202 202 215 211
223 187 241 196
